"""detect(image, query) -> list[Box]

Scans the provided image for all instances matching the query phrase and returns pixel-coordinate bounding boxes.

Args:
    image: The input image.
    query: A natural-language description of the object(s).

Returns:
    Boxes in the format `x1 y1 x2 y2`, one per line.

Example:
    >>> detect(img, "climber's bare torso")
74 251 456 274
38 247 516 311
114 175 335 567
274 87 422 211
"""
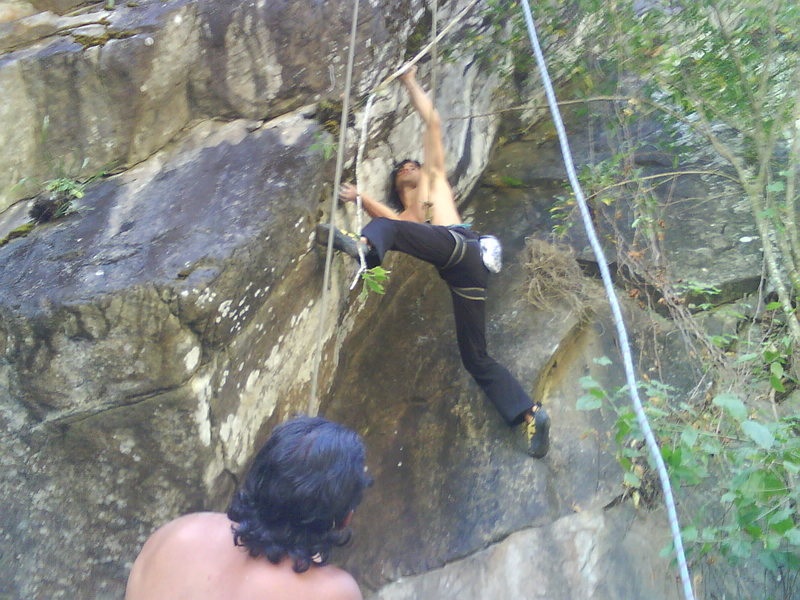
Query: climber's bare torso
339 66 461 227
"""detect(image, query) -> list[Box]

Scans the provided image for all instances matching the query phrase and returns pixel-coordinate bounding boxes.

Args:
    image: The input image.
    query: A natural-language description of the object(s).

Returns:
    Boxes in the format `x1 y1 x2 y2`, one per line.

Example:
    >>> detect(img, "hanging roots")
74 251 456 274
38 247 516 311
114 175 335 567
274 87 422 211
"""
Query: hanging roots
523 238 594 313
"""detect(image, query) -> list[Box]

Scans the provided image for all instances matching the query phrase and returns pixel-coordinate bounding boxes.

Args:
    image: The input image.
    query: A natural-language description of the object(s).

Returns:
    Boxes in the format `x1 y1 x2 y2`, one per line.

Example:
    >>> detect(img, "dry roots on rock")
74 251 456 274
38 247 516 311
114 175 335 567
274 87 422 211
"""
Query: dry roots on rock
523 237 595 314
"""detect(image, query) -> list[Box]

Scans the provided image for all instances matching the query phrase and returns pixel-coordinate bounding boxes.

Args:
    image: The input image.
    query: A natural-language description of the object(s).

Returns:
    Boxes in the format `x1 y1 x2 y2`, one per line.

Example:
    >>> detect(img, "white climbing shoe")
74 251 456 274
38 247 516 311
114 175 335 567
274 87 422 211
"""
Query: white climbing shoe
479 235 502 273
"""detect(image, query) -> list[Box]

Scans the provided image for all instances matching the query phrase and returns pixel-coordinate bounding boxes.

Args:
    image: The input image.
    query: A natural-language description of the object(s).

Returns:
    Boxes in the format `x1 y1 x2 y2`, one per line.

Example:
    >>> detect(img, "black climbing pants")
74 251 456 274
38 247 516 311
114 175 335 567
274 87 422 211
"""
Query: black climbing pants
362 217 533 425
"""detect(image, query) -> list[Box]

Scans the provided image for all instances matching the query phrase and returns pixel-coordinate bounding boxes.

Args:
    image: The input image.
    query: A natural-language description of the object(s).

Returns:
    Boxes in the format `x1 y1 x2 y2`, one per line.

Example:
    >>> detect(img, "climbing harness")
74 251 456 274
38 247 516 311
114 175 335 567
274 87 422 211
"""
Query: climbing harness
518 3 696 600
442 229 468 270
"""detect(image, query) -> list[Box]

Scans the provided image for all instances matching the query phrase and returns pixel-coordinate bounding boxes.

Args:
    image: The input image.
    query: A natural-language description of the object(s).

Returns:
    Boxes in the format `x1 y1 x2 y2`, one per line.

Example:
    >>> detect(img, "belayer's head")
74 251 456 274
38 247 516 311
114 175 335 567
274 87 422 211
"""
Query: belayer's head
227 416 371 573
388 158 421 211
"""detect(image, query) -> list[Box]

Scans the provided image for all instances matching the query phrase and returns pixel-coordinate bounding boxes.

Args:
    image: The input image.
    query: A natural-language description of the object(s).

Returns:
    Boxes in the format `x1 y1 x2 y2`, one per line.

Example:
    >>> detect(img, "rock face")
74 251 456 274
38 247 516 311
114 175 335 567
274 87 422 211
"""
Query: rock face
0 1 528 597
0 0 421 212
321 147 681 598
0 113 337 599
0 1 763 599
371 507 677 600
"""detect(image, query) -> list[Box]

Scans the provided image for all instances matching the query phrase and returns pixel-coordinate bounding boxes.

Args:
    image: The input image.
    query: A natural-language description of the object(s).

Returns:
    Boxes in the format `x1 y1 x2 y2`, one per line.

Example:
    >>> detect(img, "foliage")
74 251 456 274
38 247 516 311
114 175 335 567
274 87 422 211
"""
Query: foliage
18 116 109 224
459 0 800 592
577 369 800 574
564 0 800 349
310 131 336 161
454 0 569 88
0 222 35 248
358 266 390 302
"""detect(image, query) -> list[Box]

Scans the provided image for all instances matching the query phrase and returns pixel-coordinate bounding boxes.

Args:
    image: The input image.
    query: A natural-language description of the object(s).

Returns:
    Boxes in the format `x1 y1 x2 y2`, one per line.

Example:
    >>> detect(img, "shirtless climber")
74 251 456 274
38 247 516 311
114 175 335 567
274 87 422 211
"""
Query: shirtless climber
125 417 371 600
317 66 550 458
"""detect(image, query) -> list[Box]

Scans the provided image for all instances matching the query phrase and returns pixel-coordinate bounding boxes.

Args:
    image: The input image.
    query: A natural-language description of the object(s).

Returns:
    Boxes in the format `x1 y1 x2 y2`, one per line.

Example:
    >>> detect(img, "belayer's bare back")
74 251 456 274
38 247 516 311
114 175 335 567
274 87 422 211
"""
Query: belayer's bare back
125 512 362 600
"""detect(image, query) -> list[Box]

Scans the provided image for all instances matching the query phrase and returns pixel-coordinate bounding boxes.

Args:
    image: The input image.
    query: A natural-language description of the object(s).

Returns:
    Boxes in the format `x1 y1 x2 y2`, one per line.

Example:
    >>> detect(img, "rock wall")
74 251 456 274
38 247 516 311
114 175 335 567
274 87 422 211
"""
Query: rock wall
0 1 519 597
0 1 763 599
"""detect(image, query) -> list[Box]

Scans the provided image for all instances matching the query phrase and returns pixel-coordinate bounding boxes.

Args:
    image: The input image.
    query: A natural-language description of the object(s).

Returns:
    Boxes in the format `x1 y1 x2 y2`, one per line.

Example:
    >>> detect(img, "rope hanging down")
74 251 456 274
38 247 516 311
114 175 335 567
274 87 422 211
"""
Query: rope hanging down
308 0 360 415
517 3 696 600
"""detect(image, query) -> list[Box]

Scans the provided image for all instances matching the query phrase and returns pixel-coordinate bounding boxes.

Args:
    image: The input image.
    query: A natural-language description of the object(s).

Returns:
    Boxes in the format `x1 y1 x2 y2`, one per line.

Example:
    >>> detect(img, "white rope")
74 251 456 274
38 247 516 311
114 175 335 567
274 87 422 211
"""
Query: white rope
349 93 376 291
517 3 696 600
431 0 438 108
308 0 360 414
372 0 481 94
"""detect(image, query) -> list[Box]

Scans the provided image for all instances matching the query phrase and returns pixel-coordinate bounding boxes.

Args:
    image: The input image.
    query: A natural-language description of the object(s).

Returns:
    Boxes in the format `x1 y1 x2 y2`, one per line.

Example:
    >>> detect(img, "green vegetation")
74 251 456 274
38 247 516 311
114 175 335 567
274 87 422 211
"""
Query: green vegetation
0 222 35 247
466 0 800 592
358 266 390 302
72 29 135 49
4 116 110 246
310 131 336 161
578 369 799 574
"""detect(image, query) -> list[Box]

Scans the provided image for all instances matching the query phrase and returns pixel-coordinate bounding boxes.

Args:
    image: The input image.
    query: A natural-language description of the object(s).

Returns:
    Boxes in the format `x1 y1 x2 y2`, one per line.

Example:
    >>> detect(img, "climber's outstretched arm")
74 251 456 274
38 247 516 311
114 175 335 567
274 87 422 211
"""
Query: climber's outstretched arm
340 183 408 220
399 66 445 177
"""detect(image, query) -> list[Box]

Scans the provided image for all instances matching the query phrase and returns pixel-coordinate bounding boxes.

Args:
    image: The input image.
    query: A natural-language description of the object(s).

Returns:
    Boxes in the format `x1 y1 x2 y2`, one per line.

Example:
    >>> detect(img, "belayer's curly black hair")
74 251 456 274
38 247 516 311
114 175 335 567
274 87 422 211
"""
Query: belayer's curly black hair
387 158 421 213
227 417 371 573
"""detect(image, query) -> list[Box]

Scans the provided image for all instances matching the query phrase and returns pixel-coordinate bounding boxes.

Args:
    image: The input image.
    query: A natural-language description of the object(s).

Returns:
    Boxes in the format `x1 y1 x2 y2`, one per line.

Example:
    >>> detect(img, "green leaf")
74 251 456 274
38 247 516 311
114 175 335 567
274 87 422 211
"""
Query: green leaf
767 509 794 534
712 393 747 421
741 420 775 449
681 525 698 543
759 550 800 572
765 533 783 550
593 356 612 366
765 301 782 310
769 374 785 393
623 470 641 487
786 528 800 546
735 352 759 363
766 181 785 193
579 375 601 390
730 538 751 559
576 395 602 411
770 361 784 378
681 427 699 448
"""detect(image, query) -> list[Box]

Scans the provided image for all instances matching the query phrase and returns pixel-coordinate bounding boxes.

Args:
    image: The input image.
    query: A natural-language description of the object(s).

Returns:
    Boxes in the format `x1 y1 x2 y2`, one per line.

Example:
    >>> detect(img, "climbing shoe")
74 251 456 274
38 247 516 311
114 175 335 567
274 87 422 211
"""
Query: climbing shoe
315 223 368 261
525 403 550 458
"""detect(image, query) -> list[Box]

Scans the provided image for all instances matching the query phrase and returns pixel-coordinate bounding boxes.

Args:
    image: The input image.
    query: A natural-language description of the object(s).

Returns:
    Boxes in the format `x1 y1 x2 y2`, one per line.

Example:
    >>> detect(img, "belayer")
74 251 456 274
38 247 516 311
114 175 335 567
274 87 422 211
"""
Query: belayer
317 66 550 458
125 417 371 600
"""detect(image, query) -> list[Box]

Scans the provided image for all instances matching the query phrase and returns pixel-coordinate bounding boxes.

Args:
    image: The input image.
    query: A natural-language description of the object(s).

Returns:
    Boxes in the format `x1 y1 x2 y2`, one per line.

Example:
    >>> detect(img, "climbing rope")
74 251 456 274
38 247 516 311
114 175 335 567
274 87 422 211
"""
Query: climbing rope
349 93 375 291
370 0 481 95
308 0 360 414
517 3 696 600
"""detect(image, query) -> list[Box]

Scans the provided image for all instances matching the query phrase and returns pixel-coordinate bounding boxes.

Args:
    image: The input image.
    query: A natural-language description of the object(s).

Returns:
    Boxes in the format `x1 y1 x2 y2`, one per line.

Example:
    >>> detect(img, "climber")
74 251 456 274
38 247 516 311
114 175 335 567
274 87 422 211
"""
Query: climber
317 66 550 458
124 417 371 600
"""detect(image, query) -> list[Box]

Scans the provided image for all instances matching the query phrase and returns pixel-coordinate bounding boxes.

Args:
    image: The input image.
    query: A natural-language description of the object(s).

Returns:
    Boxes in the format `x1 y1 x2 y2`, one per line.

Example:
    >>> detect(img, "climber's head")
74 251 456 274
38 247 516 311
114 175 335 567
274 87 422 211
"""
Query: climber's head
388 158 421 211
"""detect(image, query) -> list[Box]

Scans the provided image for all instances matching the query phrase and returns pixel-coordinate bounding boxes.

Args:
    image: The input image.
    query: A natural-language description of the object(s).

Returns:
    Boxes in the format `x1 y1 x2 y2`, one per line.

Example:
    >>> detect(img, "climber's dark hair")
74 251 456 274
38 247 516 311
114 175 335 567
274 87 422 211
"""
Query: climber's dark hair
387 158 421 212
227 416 371 573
